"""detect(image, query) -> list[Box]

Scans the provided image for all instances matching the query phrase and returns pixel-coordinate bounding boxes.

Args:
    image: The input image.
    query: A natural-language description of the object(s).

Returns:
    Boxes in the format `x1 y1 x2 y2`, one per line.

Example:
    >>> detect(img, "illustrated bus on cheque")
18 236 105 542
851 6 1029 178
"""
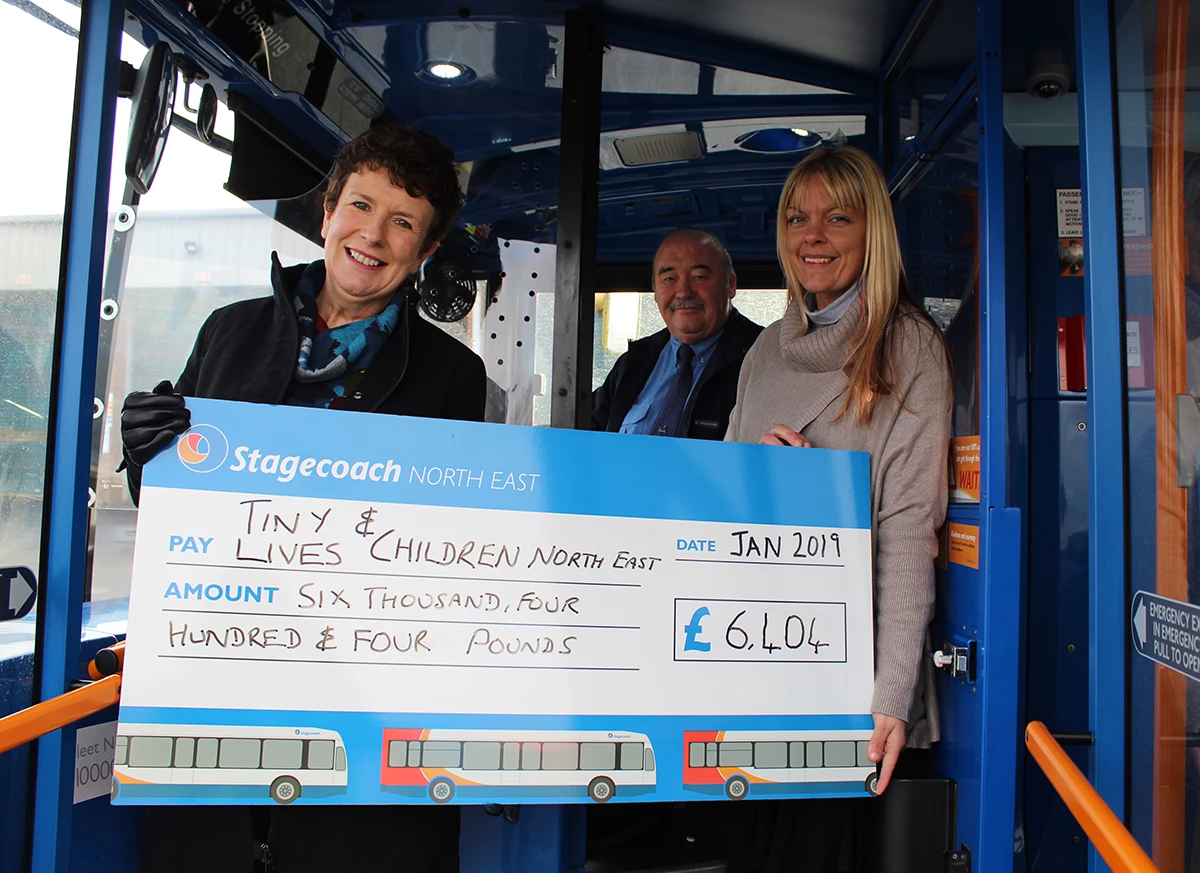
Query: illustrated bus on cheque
113 724 348 804
683 729 878 800
381 729 656 803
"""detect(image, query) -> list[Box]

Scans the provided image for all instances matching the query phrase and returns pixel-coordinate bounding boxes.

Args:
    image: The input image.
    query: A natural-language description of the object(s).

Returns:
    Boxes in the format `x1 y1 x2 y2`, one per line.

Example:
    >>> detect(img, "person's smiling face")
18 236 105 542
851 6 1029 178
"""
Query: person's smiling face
784 178 867 310
652 232 736 343
320 167 437 320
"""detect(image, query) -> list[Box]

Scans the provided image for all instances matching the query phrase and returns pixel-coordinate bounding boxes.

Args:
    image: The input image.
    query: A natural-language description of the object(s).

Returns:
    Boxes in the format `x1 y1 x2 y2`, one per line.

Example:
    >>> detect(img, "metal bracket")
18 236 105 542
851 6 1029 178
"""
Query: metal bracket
946 844 971 873
931 640 977 682
1177 394 1200 487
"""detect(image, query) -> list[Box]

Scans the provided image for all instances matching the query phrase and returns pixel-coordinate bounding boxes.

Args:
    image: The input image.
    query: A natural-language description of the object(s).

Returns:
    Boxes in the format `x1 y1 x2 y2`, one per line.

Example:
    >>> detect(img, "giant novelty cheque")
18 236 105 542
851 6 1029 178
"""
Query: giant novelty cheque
114 398 875 807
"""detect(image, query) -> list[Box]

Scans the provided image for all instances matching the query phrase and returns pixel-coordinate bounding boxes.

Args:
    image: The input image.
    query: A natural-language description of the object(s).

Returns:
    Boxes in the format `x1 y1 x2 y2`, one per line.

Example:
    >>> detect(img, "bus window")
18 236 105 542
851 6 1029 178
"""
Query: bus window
407 743 421 768
462 741 502 770
114 736 128 766
579 742 616 770
128 736 174 768
644 747 655 772
823 741 856 768
805 742 823 768
541 742 579 770
308 739 335 770
502 742 521 770
789 741 806 768
0 0 76 591
594 287 788 401
195 738 219 768
619 742 644 770
88 45 323 603
174 737 195 768
387 740 408 768
754 742 788 769
334 746 346 772
421 741 462 768
893 114 980 441
687 742 705 768
262 739 303 769
718 742 753 768
219 738 261 769
521 742 541 770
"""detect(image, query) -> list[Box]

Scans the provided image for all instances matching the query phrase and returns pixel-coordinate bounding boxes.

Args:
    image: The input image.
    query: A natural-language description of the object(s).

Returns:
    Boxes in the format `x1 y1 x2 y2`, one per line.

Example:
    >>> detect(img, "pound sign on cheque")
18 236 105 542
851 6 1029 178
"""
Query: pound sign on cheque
355 508 377 538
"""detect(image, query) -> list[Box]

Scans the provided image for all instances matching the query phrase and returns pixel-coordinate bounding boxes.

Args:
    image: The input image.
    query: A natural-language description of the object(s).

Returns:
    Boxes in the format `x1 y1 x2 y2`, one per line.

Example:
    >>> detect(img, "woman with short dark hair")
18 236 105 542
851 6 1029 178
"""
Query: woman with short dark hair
123 124 483 873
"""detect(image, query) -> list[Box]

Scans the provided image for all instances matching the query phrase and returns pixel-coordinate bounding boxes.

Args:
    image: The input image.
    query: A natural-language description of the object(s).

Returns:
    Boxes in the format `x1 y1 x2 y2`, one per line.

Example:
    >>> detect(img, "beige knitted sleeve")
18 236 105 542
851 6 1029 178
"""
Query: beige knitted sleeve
724 329 764 443
869 319 953 723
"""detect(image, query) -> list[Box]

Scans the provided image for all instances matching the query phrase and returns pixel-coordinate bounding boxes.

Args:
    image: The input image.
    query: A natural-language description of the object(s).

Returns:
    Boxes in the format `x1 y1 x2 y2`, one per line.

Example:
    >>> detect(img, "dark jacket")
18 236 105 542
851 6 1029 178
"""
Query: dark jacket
125 256 486 506
177 255 486 419
591 307 762 439
137 255 477 872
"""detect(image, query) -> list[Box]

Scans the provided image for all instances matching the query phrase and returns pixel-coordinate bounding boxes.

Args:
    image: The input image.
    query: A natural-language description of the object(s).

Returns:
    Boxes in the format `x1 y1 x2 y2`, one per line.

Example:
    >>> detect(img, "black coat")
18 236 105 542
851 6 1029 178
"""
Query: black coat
137 254 477 872
177 255 486 420
125 256 486 507
591 307 763 440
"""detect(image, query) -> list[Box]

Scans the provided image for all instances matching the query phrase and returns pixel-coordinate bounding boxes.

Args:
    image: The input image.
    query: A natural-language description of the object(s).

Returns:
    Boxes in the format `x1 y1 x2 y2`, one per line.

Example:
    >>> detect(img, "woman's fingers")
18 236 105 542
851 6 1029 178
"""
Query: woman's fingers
760 424 812 447
868 714 907 795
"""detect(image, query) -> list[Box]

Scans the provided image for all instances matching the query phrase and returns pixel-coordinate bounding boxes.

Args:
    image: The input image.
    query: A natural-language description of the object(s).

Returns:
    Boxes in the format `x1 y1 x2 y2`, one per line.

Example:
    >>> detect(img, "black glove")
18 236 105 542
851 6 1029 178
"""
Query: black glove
121 380 191 467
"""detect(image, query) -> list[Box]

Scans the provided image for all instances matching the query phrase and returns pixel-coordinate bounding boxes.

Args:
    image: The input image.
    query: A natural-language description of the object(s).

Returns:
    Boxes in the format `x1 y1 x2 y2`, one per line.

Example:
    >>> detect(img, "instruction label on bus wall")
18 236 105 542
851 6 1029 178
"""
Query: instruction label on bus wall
1132 590 1200 683
114 399 877 807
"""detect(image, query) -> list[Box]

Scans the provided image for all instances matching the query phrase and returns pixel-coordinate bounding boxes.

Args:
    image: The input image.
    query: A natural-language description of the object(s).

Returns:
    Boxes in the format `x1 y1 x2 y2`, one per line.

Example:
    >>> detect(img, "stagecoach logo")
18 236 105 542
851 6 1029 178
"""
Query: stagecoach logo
176 424 229 474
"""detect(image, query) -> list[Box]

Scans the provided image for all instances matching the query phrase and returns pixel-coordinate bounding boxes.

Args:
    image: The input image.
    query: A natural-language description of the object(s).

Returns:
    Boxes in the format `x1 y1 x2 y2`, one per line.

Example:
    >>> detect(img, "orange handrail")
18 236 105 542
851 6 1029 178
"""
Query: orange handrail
1026 721 1159 873
0 674 122 756
88 640 125 680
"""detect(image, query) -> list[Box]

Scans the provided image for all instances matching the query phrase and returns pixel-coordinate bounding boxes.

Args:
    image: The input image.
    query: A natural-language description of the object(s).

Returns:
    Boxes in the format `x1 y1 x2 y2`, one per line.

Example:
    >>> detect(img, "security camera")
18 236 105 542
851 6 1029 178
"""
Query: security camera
1027 61 1070 101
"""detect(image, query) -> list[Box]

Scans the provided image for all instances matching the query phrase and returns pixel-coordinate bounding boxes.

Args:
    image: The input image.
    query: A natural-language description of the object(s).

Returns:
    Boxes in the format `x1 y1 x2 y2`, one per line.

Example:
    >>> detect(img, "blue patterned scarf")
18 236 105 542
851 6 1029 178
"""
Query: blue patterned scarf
284 261 405 409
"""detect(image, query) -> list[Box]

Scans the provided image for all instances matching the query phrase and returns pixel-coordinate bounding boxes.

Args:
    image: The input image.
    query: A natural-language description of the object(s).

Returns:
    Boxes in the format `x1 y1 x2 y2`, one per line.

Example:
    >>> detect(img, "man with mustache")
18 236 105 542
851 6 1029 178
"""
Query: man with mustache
592 229 762 439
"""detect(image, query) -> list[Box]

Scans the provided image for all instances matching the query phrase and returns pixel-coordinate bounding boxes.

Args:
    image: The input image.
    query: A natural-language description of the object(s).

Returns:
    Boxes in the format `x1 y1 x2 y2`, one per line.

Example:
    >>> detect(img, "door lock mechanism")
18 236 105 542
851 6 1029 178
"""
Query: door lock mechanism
931 640 976 682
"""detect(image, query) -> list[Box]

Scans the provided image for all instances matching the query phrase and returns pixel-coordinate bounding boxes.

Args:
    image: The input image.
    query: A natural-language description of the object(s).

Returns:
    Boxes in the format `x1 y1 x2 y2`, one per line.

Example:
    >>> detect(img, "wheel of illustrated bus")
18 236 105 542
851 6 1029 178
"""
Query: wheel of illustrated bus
588 776 616 803
110 779 119 802
865 772 880 796
724 775 749 800
270 776 301 804
429 777 456 803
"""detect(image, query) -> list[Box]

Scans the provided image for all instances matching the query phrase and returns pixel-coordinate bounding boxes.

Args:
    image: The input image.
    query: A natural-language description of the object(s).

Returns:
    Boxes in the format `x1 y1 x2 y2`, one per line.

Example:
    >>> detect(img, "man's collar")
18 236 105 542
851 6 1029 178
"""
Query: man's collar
666 325 725 361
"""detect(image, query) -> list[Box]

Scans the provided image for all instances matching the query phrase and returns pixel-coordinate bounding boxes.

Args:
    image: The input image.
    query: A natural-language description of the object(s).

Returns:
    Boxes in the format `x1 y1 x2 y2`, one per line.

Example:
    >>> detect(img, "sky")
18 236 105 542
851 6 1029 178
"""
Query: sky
0 0 250 216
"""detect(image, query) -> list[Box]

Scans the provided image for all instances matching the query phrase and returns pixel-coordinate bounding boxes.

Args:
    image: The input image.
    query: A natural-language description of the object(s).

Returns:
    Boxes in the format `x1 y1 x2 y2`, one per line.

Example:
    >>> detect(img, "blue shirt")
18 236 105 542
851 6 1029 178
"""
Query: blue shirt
619 329 724 435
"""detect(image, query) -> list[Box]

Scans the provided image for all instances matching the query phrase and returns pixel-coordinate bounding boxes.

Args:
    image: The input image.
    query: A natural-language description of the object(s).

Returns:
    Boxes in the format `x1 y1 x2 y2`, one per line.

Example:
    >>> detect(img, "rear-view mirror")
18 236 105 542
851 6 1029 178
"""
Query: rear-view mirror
125 42 177 195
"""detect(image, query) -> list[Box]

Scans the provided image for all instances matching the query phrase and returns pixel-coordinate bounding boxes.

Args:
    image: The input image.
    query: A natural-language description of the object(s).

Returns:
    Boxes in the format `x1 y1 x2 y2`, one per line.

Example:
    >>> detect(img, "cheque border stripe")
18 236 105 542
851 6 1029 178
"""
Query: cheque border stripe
161 607 640 631
156 654 639 671
145 398 872 529
163 562 642 589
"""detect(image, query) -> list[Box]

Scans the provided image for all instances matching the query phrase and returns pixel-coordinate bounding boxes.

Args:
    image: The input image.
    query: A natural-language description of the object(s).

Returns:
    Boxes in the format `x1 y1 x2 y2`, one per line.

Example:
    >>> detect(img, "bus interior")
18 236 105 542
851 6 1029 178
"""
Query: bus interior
0 0 1185 870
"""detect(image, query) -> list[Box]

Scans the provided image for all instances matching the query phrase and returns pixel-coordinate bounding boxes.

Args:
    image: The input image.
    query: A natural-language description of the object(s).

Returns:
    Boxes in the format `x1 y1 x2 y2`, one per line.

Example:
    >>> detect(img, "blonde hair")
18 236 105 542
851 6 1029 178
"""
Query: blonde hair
776 146 939 422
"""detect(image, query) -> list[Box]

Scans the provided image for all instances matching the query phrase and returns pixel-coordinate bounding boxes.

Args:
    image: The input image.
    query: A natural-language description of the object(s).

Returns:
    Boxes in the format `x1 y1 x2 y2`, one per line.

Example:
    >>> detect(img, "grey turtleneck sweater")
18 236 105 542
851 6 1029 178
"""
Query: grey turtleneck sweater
726 295 951 748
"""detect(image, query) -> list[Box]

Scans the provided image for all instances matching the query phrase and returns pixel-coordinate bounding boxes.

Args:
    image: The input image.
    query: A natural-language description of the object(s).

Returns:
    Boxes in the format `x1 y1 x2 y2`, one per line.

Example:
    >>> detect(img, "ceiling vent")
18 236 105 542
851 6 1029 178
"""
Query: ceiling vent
613 131 703 167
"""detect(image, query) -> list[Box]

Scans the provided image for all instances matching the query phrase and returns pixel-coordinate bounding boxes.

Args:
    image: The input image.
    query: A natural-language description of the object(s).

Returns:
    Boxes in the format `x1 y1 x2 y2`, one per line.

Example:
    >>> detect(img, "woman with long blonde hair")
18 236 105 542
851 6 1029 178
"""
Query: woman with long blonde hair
725 146 951 871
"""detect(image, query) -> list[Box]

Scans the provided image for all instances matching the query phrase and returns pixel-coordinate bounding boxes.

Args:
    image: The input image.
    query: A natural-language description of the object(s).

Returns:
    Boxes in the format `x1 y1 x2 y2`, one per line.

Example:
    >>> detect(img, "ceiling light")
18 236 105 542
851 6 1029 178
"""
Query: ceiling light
734 128 823 153
416 61 476 85
429 62 465 79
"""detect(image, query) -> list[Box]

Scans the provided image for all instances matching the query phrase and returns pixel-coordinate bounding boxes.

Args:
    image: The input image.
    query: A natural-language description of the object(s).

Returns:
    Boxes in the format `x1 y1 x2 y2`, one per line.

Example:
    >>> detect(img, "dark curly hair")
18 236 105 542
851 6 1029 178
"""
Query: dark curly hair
323 125 462 251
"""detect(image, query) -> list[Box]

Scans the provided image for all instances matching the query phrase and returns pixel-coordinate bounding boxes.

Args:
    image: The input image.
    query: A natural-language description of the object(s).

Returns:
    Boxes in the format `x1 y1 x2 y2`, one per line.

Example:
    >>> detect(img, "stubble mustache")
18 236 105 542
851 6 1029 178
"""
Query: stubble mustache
668 298 705 312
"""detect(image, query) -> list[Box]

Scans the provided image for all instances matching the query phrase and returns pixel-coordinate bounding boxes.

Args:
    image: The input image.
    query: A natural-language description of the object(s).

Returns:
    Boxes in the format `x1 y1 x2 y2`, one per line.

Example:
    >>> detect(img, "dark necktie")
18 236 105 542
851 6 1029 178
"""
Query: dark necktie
650 344 695 437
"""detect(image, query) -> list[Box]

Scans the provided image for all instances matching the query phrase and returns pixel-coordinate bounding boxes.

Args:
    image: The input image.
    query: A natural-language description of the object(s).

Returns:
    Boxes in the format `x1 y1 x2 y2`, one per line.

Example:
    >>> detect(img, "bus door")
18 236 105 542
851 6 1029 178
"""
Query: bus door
1108 0 1200 870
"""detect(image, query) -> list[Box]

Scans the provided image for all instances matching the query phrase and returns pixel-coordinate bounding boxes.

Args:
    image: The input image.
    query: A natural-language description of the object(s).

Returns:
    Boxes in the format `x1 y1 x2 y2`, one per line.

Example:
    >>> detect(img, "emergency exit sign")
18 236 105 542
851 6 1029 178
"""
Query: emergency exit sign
1132 591 1200 682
